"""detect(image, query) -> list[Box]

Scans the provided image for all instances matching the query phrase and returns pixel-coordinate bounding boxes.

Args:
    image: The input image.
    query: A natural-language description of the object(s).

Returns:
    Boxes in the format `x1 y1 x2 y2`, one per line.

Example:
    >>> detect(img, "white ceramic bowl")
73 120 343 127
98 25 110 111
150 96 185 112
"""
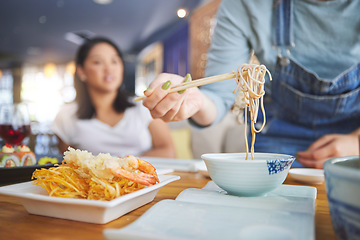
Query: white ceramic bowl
324 156 360 240
201 153 295 197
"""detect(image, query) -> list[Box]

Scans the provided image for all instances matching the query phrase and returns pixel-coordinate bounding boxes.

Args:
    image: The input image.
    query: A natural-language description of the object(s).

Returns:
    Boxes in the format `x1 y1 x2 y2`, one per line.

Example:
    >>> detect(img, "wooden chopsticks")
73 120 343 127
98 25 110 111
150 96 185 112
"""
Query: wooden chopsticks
134 72 236 101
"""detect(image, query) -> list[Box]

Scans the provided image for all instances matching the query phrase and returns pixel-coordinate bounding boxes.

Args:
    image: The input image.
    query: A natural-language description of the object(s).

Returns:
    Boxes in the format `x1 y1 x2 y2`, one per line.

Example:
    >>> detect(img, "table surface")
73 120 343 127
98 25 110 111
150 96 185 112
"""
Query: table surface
0 171 336 240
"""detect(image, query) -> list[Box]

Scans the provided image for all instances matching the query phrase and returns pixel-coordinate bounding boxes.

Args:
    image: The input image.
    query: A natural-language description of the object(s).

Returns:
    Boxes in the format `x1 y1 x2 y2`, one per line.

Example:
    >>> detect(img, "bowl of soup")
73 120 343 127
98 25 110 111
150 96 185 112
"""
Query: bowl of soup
324 156 360 240
201 153 295 197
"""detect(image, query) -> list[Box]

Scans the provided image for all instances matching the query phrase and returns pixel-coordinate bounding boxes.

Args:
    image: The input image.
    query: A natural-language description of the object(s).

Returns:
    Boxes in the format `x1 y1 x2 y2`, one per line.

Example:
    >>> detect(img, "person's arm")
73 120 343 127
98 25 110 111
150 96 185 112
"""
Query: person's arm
143 0 251 126
297 128 360 169
141 119 176 158
51 103 77 155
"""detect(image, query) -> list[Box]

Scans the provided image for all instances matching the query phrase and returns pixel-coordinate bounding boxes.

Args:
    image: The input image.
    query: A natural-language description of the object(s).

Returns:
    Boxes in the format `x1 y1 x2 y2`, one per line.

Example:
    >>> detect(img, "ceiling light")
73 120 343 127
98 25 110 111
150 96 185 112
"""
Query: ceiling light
64 30 96 45
177 8 187 18
66 61 76 75
27 47 41 56
93 0 113 5
56 0 64 8
44 63 57 78
39 15 47 24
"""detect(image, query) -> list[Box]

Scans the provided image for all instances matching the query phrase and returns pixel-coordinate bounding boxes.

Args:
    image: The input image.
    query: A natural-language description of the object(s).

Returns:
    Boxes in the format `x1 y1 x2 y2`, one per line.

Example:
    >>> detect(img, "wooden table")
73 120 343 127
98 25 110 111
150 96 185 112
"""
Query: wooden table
0 171 336 240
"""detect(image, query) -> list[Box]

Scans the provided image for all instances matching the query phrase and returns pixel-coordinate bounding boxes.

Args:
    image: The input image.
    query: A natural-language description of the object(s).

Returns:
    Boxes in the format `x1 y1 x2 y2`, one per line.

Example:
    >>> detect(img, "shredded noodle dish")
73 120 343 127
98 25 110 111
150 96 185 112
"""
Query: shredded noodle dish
32 148 159 201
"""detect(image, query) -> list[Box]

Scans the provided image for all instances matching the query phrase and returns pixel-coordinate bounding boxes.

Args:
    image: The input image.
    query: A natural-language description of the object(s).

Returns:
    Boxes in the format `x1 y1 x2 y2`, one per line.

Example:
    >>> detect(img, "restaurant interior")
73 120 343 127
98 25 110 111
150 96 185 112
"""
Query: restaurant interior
0 0 243 160
0 1 355 239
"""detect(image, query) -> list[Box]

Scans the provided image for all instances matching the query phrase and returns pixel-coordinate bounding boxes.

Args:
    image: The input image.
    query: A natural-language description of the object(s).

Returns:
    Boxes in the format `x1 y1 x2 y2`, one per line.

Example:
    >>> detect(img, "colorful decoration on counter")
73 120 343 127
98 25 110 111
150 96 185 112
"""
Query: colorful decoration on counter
17 145 37 166
0 144 36 167
37 157 58 165
0 144 20 167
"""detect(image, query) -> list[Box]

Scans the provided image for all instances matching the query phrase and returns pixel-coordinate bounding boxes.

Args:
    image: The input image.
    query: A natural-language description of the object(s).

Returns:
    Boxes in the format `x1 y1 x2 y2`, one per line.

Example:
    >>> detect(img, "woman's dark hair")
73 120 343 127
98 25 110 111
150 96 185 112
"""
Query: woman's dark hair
74 37 134 119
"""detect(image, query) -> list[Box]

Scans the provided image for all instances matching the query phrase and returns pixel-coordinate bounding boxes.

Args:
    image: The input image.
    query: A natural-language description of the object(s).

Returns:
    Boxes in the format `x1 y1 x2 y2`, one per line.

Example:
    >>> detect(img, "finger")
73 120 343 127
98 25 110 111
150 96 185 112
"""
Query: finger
298 144 335 163
298 135 338 161
296 153 314 166
307 134 336 151
297 142 337 169
143 87 154 97
143 81 172 111
311 144 336 160
151 91 184 119
296 150 313 159
297 158 325 169
148 73 175 89
177 73 192 94
143 73 180 98
160 97 184 122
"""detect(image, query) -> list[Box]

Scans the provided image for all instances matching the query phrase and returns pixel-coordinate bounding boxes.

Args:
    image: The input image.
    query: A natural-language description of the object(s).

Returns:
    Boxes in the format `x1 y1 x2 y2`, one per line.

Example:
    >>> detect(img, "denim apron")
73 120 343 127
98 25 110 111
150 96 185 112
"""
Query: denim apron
254 0 360 167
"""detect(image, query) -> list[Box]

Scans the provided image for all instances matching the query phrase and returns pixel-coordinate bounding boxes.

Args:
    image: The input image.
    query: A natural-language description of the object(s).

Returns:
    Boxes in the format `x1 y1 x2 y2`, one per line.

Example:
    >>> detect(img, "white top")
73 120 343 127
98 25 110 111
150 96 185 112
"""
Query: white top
51 101 153 157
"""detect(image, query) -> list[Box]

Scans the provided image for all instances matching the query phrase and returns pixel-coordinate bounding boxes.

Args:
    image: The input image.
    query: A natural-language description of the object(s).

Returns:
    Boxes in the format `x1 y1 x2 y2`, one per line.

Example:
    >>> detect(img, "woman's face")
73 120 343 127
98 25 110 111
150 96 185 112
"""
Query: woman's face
78 42 124 94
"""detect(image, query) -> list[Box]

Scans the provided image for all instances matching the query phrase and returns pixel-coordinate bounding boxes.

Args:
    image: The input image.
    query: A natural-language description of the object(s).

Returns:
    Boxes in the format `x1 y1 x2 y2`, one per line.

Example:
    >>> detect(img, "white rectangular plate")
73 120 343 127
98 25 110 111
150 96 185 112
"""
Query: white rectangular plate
104 182 316 240
0 174 180 224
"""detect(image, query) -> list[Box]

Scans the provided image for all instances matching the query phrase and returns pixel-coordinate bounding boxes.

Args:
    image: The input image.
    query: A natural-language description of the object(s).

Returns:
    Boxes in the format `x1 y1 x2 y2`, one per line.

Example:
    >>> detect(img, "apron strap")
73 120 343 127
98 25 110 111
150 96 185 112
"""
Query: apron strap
274 0 295 66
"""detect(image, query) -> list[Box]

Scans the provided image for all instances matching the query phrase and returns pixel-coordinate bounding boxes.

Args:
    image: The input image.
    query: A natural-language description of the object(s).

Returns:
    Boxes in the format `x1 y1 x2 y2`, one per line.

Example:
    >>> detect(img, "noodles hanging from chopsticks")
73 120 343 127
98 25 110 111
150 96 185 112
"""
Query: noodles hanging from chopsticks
232 64 272 160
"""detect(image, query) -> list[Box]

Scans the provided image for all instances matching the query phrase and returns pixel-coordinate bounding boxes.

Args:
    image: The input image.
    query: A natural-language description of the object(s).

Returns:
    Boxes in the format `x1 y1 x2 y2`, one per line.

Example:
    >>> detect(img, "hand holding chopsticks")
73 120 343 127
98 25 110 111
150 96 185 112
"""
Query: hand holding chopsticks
138 61 269 124
134 72 236 101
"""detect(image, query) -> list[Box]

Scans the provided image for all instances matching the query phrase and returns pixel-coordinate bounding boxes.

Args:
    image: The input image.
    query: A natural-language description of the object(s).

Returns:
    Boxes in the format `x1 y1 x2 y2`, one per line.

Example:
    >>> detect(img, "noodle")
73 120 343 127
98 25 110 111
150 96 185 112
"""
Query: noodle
32 148 158 201
32 163 147 201
232 64 272 160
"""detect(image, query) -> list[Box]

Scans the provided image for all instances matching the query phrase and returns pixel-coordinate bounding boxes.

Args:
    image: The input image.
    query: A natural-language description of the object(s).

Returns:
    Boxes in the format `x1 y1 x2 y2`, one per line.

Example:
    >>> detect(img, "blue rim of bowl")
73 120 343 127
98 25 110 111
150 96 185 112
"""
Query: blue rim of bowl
266 158 294 175
201 153 295 162
324 155 360 180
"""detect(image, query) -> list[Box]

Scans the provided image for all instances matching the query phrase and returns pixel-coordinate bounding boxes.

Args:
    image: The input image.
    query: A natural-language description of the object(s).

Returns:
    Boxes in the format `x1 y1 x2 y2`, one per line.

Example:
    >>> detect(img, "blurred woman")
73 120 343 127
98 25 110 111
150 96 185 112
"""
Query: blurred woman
52 37 175 158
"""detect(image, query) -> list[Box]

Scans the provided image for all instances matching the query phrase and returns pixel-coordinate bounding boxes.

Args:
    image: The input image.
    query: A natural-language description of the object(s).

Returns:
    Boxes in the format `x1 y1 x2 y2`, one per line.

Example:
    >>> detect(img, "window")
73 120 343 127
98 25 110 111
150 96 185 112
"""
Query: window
0 70 13 104
21 64 76 123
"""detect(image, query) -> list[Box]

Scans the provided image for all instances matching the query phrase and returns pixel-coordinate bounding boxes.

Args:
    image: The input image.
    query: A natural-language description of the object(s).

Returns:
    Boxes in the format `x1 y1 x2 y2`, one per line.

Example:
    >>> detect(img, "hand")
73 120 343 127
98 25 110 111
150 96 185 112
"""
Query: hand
142 73 204 122
297 132 360 169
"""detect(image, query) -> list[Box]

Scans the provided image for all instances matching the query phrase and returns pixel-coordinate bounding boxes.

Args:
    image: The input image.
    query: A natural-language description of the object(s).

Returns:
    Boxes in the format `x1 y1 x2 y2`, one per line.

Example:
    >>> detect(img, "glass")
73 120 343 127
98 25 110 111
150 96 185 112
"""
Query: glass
0 103 31 146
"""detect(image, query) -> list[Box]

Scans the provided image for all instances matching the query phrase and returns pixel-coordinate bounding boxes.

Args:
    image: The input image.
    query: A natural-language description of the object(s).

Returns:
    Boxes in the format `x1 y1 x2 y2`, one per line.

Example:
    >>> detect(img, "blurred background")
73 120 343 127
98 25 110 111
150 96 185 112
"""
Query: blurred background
0 0 245 159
